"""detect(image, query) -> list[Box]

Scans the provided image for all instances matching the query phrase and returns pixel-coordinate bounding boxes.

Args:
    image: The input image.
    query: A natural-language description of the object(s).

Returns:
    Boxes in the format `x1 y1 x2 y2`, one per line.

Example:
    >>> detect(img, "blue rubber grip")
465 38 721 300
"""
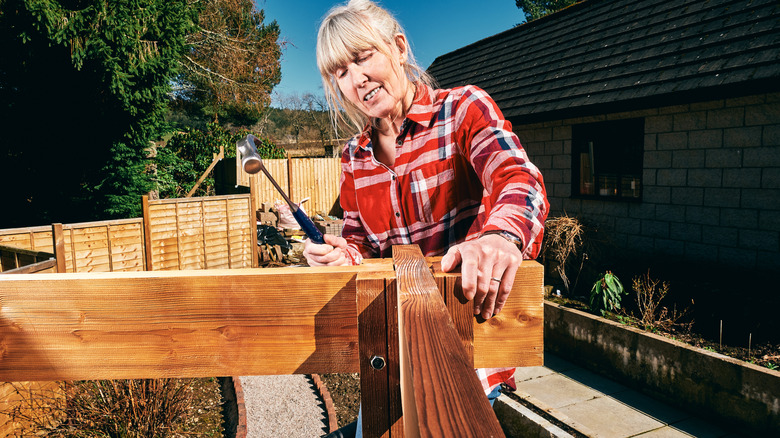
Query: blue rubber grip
293 207 325 244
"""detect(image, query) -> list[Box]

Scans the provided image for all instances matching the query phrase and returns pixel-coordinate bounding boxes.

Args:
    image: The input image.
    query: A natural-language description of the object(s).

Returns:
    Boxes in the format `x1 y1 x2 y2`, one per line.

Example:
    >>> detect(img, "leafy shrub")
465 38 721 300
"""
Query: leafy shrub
589 271 625 316
153 122 284 198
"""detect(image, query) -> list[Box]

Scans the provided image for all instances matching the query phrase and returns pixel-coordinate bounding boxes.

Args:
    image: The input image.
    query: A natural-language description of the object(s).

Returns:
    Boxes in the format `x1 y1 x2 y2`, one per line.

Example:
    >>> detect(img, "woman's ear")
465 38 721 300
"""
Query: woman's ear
394 34 409 65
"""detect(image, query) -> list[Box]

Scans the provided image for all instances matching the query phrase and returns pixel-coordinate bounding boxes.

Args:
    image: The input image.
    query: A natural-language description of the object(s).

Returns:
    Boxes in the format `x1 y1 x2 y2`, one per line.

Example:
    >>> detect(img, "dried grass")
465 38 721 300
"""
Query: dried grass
541 215 587 294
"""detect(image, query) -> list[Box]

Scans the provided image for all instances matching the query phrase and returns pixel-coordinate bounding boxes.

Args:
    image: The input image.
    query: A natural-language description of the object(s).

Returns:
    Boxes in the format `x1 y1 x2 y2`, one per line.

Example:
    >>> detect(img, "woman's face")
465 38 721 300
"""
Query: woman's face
334 35 409 122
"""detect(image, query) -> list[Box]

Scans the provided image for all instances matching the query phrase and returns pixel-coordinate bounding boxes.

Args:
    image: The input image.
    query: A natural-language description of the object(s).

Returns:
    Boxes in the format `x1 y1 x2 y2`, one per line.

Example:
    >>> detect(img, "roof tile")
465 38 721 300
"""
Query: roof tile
427 0 780 123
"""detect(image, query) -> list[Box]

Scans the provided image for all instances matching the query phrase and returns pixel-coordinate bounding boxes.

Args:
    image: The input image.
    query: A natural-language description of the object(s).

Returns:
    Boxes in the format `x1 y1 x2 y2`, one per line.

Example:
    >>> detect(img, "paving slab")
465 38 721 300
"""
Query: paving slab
555 395 666 438
516 373 602 409
506 353 747 438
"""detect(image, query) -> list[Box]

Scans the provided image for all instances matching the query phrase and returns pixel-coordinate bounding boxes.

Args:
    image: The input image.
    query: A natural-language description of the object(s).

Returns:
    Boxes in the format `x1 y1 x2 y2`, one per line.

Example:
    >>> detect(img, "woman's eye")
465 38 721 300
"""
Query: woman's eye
335 69 346 78
356 51 373 64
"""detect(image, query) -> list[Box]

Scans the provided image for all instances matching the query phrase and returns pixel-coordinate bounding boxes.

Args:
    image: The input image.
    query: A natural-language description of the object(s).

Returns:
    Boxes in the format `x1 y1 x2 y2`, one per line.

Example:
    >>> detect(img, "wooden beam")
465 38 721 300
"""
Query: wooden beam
0 259 56 275
52 223 66 273
142 194 153 271
357 271 401 438
394 245 505 438
185 145 224 198
431 259 544 369
0 262 387 381
0 256 541 383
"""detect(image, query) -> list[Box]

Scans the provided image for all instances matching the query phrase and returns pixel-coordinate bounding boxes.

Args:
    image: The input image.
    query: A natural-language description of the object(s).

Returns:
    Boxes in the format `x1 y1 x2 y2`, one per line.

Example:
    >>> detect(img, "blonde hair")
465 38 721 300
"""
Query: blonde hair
317 0 435 134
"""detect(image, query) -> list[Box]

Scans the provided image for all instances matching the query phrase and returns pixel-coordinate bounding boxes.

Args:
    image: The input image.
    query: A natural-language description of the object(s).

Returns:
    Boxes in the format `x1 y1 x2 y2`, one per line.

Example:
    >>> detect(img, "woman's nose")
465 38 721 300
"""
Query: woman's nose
349 64 367 87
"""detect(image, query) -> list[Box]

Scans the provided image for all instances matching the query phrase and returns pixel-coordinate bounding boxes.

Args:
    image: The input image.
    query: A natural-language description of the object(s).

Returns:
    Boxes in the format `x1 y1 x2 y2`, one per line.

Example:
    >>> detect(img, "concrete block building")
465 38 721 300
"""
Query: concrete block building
428 0 780 271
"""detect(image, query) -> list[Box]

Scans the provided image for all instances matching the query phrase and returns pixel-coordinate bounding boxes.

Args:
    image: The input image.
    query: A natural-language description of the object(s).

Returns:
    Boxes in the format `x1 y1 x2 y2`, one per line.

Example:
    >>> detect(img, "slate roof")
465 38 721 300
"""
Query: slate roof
427 0 780 124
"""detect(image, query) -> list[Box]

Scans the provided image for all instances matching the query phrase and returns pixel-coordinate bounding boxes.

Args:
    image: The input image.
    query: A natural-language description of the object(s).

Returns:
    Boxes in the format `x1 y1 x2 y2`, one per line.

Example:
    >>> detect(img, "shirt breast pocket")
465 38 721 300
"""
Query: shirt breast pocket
408 159 456 224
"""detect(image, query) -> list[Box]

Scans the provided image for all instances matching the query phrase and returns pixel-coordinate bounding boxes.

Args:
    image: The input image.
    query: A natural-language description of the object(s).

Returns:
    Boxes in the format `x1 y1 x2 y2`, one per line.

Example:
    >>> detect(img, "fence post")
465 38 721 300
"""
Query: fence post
51 223 65 273
142 194 153 271
250 177 259 268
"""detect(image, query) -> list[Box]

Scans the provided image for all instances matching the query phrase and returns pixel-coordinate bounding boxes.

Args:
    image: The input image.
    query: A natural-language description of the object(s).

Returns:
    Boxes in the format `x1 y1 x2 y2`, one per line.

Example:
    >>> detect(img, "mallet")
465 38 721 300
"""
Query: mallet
237 134 325 244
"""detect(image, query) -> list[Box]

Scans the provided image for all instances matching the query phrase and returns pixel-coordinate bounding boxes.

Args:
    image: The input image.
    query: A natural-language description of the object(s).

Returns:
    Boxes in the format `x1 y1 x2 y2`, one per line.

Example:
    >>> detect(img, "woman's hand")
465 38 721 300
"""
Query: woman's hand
440 234 522 319
303 234 353 266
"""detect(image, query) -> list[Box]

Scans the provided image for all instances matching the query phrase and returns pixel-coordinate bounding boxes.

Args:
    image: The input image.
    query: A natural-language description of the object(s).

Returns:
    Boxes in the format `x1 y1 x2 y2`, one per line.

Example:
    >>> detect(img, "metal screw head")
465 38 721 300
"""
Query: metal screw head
370 355 386 370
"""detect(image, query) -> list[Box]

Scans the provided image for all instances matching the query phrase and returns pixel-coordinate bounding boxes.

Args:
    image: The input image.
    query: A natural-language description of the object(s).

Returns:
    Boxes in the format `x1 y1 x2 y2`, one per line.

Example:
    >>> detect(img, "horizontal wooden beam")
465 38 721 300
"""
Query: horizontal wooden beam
0 257 542 382
0 259 56 275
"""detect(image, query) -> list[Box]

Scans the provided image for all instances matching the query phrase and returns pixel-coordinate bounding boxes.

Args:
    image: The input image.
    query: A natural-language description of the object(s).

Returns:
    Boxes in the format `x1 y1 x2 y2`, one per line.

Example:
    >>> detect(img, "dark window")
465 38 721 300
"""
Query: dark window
572 118 644 200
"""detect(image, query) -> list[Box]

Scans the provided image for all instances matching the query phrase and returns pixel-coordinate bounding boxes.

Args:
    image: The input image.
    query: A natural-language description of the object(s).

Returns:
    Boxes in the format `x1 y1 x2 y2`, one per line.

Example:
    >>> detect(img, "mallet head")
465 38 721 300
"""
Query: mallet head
236 134 263 174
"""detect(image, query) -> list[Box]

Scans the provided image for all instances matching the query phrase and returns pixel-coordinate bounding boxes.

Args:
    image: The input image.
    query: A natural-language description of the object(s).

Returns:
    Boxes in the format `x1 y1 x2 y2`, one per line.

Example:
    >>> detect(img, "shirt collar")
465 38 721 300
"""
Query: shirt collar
405 83 436 128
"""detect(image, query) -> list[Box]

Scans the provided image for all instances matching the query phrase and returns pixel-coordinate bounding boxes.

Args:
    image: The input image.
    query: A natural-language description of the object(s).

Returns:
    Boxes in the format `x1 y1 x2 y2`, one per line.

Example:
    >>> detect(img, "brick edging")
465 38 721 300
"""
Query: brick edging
232 376 248 438
311 373 338 433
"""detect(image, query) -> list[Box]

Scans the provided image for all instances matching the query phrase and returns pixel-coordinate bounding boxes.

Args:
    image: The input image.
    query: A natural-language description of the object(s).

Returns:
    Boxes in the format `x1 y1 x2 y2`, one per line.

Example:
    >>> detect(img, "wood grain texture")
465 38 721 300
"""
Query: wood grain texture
0 262 389 381
0 252 541 385
357 271 394 438
431 258 544 368
145 195 253 271
393 245 505 438
0 219 146 273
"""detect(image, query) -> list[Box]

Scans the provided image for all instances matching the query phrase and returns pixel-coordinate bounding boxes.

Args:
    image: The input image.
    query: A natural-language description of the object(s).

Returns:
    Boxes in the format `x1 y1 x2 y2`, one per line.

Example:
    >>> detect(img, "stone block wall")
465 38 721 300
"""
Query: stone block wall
515 92 780 270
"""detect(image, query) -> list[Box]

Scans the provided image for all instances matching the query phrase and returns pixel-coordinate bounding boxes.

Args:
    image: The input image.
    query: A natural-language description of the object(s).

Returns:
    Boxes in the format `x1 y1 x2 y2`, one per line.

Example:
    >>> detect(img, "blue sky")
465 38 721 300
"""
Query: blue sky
258 0 525 106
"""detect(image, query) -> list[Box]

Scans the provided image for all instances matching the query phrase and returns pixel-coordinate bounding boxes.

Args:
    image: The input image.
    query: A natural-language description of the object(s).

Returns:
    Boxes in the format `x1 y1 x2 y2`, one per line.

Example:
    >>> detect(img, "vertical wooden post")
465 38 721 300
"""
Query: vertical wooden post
357 272 394 438
249 181 259 268
393 245 505 438
142 194 153 271
51 223 66 273
286 153 293 200
106 224 114 272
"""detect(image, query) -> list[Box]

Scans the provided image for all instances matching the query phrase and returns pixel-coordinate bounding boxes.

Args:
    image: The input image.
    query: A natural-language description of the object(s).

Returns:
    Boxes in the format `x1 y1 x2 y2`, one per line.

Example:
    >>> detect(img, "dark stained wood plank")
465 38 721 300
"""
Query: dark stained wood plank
393 245 505 438
357 271 394 438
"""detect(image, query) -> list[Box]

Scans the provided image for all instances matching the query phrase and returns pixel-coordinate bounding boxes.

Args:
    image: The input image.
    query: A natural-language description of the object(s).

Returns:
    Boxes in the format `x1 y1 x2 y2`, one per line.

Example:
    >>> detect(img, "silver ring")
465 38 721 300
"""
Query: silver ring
491 277 501 283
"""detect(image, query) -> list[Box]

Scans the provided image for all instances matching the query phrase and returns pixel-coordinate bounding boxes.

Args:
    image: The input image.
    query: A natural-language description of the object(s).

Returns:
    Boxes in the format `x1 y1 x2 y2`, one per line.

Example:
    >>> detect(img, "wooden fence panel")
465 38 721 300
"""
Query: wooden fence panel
241 157 341 218
0 219 144 273
144 194 255 271
289 158 342 216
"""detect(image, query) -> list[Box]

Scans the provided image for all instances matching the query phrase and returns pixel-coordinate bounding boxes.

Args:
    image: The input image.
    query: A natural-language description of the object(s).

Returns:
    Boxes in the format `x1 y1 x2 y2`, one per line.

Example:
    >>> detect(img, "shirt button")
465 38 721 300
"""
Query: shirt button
396 139 403 146
395 212 401 217
391 175 396 180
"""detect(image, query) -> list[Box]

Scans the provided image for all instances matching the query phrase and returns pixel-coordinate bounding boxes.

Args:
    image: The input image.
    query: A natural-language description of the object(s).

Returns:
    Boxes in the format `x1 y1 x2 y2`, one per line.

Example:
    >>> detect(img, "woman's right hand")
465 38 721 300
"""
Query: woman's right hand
303 233 353 266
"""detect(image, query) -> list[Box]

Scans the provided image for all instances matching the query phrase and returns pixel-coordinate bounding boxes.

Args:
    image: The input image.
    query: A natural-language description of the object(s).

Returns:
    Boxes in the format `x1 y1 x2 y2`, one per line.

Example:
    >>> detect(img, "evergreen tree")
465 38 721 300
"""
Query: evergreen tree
516 0 577 22
0 0 193 226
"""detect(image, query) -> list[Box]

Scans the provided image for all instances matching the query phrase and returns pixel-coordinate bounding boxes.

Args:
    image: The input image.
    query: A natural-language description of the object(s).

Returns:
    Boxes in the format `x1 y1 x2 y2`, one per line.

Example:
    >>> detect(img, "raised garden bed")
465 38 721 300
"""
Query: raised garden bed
544 301 780 434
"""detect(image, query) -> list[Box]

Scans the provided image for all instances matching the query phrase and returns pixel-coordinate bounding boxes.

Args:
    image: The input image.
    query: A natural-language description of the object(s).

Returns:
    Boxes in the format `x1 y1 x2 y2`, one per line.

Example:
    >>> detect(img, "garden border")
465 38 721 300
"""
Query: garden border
543 301 780 434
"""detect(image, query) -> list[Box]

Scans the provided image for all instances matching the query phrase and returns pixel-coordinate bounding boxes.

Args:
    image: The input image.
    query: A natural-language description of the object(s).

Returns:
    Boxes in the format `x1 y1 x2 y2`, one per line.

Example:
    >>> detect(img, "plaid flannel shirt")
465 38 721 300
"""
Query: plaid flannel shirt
339 84 548 393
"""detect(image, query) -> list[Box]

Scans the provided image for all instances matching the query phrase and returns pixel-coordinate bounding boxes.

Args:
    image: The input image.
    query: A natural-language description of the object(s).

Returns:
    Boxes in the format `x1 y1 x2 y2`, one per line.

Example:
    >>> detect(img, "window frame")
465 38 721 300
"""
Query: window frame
571 118 644 201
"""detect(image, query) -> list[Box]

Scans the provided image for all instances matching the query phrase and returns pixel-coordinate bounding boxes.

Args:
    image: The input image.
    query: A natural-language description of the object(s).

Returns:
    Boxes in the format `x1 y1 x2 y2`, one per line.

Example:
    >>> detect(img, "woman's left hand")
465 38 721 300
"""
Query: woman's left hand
440 234 522 320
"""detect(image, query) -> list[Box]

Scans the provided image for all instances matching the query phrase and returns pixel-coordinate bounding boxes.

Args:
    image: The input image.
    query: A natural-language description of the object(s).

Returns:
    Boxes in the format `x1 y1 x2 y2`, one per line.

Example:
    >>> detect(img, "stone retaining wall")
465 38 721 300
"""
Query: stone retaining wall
544 302 780 434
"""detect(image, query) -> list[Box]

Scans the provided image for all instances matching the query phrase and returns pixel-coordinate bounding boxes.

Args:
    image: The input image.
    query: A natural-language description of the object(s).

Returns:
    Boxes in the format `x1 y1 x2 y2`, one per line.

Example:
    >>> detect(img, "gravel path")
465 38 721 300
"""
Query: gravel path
239 375 329 437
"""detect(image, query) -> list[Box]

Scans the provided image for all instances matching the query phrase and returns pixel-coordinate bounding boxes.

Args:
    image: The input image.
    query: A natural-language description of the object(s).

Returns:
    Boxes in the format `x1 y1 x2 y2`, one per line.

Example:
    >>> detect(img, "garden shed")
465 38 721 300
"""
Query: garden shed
428 0 780 272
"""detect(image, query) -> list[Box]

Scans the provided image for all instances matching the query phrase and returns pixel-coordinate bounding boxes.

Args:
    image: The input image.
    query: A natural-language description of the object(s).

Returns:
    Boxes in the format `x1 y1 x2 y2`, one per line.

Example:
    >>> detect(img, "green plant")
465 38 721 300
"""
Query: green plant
704 346 716 352
589 271 625 316
154 122 284 198
767 362 778 371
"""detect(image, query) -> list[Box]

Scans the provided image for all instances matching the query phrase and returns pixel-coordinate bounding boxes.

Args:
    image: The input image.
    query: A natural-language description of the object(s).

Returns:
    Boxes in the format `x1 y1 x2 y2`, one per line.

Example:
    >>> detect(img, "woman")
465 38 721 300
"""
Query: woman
306 0 548 431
